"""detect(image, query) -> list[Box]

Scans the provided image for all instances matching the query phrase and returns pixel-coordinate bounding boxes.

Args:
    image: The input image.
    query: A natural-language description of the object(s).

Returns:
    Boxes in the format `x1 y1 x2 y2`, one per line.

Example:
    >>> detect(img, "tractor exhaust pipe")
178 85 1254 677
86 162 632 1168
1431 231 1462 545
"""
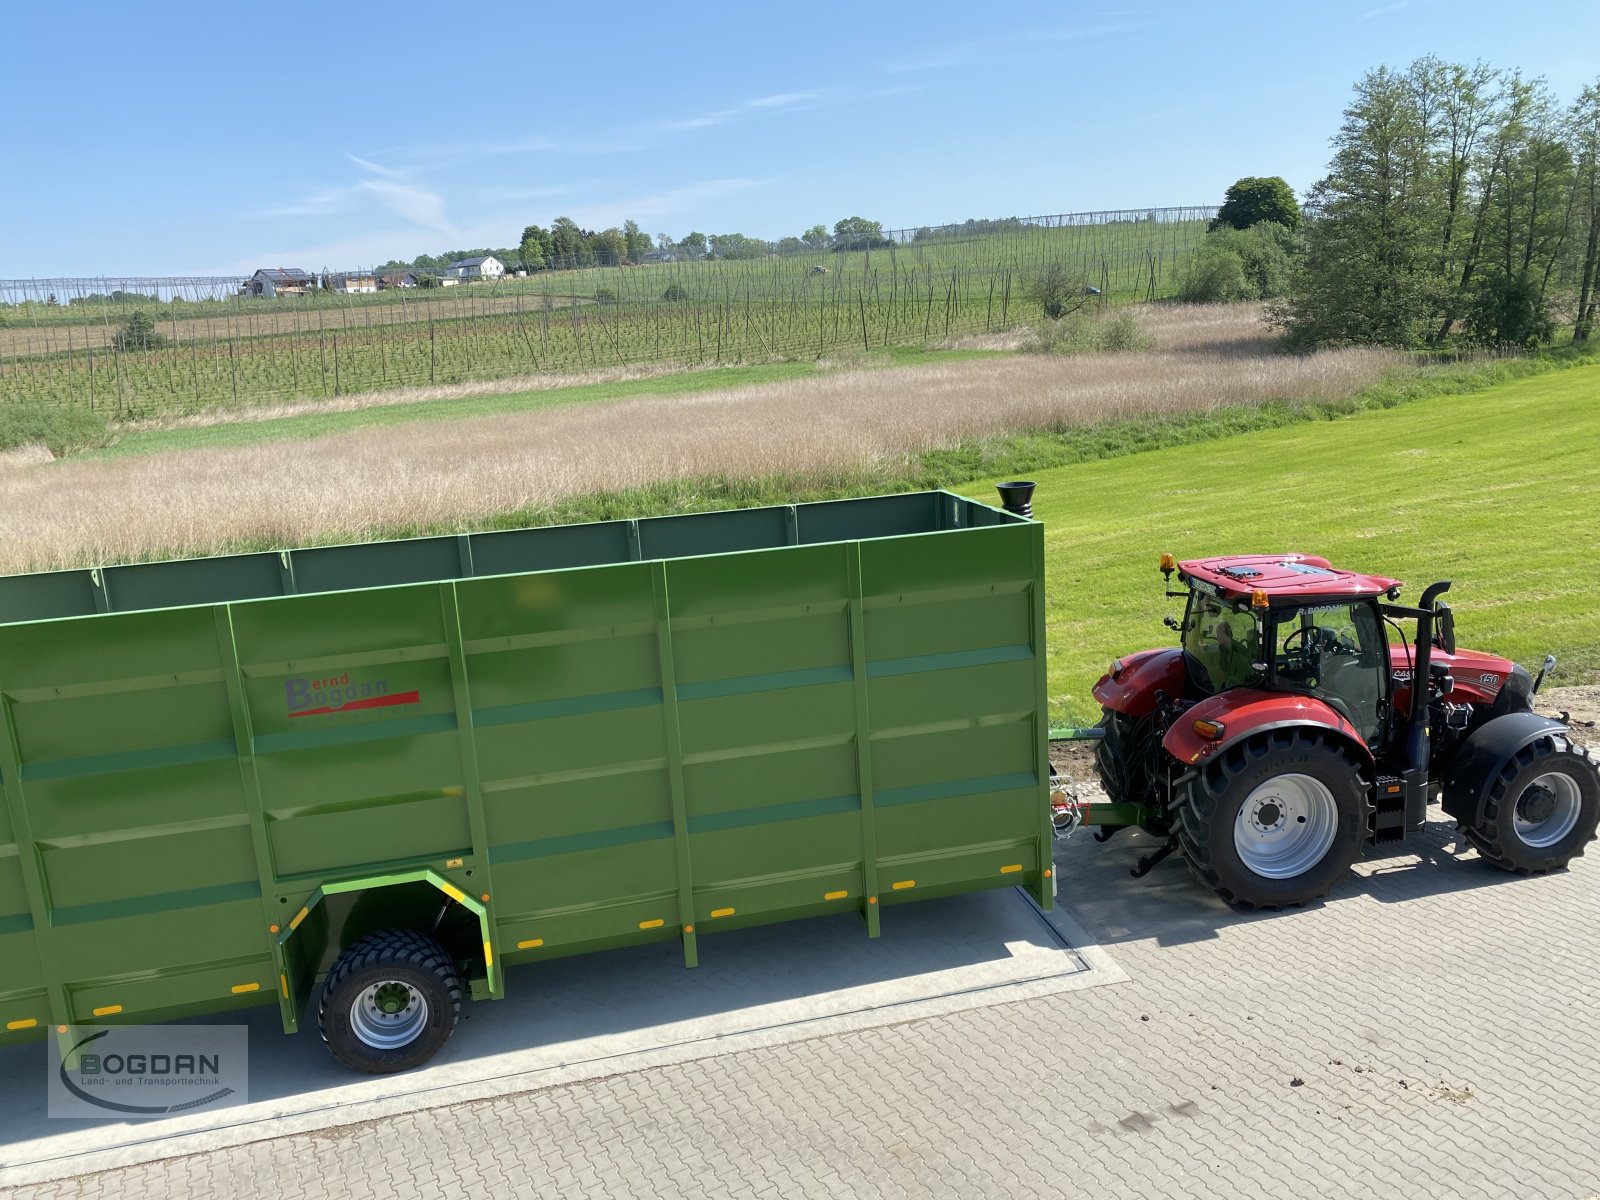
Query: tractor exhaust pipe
996 481 1036 518
1401 579 1452 826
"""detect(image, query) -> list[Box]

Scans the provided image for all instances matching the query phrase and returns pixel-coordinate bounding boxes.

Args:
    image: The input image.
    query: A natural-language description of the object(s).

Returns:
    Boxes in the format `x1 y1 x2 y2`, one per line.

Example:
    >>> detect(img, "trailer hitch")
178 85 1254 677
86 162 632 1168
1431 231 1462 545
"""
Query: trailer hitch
1130 835 1180 879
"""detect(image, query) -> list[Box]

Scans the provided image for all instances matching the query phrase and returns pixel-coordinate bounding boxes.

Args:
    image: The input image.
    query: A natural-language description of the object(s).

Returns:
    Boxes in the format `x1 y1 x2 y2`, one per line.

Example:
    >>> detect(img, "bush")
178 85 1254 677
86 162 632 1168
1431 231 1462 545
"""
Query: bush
1466 273 1554 349
1024 264 1092 320
0 403 113 457
595 287 619 305
1181 223 1300 303
110 310 167 353
1022 310 1152 355
662 283 688 301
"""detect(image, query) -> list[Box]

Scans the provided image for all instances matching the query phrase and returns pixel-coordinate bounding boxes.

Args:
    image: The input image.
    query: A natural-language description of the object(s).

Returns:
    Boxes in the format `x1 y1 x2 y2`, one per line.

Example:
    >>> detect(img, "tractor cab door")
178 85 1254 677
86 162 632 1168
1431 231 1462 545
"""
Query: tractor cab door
1182 592 1265 696
1271 600 1387 744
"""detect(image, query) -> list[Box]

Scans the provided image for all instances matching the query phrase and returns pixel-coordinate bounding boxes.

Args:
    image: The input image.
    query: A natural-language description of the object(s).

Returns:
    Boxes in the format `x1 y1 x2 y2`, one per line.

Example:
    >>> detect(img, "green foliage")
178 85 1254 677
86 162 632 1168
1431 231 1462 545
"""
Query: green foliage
662 283 689 301
588 228 628 267
678 231 708 260
709 232 769 260
594 287 619 305
1181 223 1299 302
518 224 552 271
1215 177 1300 231
110 310 167 353
802 224 830 251
831 216 889 250
1022 309 1150 354
0 403 112 456
1466 272 1554 348
622 220 652 263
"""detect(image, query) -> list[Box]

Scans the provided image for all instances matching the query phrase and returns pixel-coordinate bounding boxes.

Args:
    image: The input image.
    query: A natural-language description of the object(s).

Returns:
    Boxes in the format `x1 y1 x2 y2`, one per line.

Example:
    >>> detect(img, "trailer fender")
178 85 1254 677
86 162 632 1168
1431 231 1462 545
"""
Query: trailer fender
1441 712 1572 826
1163 689 1373 771
274 870 500 1030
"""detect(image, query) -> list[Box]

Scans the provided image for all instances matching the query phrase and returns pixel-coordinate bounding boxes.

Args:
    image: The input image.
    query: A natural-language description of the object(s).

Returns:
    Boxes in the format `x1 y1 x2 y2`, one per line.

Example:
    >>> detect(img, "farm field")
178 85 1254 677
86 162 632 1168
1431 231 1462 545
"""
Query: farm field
983 362 1600 722
0 210 1211 417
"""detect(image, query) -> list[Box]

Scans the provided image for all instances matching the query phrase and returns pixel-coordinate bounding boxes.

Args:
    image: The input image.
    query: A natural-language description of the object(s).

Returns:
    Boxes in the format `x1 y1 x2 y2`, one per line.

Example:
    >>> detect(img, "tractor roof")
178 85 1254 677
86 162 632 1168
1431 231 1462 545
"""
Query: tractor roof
1180 554 1402 606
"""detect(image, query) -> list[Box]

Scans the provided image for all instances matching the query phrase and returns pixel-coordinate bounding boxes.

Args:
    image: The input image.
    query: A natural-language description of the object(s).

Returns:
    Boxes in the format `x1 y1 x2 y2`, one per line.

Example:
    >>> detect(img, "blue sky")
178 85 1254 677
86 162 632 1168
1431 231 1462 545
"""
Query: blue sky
4 0 1597 278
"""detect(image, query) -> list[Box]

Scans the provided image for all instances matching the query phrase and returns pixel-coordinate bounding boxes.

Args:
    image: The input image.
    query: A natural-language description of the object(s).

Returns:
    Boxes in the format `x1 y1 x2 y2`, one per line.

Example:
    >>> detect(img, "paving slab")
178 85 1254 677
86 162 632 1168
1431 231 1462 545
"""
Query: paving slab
0 884 1121 1188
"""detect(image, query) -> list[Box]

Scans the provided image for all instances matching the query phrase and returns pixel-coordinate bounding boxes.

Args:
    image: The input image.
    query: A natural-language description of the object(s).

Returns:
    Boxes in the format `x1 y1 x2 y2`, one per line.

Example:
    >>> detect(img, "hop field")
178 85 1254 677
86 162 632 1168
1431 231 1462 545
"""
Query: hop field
0 208 1213 418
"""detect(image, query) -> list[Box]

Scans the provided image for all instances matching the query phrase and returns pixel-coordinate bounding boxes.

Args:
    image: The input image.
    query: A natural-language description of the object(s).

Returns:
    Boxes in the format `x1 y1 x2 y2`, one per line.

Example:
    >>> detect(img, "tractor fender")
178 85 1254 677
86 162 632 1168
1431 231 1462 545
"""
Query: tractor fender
1163 688 1374 770
1440 711 1572 826
1092 648 1185 718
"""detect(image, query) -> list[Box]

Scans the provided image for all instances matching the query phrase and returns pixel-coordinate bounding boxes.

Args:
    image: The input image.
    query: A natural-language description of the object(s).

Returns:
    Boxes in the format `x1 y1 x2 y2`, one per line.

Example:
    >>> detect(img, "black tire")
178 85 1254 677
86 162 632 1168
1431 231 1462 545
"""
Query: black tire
1093 709 1139 806
319 929 463 1074
1463 733 1600 873
1176 727 1369 910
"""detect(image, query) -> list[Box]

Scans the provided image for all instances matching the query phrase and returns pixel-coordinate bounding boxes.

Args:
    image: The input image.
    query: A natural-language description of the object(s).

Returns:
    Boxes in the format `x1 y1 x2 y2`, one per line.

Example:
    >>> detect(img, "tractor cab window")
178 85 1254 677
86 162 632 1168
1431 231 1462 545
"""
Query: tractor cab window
1183 594 1263 693
1272 601 1386 742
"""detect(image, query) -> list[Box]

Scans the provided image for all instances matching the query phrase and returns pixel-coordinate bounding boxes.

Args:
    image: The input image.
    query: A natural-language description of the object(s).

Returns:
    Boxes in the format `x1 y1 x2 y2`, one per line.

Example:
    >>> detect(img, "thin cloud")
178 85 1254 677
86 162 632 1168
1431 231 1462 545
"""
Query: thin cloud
747 91 820 108
255 185 359 218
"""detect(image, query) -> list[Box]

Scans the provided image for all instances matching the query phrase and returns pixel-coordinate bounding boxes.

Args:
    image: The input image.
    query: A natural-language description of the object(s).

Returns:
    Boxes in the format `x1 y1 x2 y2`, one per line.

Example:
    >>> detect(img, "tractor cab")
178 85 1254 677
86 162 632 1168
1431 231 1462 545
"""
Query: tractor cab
1176 554 1402 746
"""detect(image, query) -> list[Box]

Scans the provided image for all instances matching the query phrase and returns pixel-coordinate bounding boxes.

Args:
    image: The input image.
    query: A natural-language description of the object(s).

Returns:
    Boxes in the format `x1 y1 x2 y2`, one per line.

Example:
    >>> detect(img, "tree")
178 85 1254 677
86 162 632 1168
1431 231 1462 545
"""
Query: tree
801 224 830 251
549 217 588 268
832 216 887 250
709 232 768 259
1214 176 1301 231
1278 65 1441 347
589 227 628 266
519 224 552 271
1024 264 1091 320
111 310 166 352
1570 80 1600 342
678 231 708 260
622 220 652 262
775 236 804 255
655 232 676 257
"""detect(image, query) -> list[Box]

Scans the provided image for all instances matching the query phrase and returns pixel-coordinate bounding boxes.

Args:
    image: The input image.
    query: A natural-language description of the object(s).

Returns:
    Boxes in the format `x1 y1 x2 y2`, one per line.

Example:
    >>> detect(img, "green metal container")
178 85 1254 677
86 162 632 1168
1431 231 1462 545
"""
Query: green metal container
0 490 1050 1066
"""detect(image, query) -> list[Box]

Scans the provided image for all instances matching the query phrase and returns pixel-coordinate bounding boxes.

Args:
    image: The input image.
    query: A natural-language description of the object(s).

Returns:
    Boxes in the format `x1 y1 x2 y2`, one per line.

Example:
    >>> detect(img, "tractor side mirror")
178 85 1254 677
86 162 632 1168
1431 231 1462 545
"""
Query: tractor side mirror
1434 602 1456 656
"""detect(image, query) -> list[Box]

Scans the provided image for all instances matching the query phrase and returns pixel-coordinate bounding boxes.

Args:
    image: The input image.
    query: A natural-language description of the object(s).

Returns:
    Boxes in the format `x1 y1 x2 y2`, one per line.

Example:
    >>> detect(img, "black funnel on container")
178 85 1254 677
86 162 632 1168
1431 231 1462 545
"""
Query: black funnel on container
995 481 1036 518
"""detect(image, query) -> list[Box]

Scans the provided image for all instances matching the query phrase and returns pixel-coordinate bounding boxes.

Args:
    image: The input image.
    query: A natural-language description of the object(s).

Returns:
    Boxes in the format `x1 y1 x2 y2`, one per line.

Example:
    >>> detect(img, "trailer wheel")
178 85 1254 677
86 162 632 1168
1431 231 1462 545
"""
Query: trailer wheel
319 930 463 1074
1176 728 1367 910
1463 734 1600 874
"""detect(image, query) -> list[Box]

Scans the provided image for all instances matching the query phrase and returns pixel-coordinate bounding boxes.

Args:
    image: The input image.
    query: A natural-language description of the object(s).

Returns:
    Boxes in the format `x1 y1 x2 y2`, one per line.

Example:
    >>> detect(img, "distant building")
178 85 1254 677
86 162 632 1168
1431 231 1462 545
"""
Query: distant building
442 255 505 282
324 271 378 294
378 271 420 289
242 267 315 297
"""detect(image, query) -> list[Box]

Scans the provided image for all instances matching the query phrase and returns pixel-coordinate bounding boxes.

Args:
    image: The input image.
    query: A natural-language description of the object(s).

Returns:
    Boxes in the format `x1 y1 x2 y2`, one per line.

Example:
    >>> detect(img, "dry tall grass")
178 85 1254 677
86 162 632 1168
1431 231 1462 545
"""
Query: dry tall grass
0 310 1401 574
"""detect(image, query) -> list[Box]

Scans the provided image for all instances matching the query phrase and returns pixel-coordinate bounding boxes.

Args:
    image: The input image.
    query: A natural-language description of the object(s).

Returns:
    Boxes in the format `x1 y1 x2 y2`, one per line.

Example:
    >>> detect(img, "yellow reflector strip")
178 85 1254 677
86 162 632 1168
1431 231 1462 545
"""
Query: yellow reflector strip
483 940 494 968
289 906 310 931
231 983 260 995
445 857 465 869
639 918 665 930
440 883 468 904
517 938 545 950
891 879 915 891
710 907 735 919
280 974 290 998
1000 864 1023 874
824 889 848 901
92 1005 123 1017
6 1018 37 1031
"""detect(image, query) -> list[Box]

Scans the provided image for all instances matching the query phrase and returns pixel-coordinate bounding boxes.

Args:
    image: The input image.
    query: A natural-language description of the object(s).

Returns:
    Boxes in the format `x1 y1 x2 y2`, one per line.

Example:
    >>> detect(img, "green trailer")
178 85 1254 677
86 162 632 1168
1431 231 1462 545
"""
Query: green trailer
0 490 1052 1072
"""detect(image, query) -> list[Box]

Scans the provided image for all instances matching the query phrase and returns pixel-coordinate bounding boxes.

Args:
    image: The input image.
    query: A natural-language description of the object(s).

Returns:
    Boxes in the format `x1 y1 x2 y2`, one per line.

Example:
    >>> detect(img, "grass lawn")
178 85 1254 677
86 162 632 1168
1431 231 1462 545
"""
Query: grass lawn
963 363 1600 724
96 346 1007 459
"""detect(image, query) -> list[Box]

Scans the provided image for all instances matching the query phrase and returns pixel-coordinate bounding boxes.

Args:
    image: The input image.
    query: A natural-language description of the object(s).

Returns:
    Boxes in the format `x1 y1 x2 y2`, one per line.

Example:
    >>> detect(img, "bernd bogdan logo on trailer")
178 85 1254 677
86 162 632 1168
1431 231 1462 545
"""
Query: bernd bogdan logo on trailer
284 671 419 718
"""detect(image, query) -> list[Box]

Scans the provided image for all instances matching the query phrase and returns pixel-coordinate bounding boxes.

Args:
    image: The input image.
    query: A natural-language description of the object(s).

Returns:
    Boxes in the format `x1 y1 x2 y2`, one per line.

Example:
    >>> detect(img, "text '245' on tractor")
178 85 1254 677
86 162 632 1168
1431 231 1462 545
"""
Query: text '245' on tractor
1065 553 1600 909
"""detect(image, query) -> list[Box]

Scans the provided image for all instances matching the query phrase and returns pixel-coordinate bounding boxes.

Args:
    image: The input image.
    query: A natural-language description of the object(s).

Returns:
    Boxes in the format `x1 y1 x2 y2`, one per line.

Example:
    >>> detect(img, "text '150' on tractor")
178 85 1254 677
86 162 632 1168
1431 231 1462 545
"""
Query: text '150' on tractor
1057 552 1600 910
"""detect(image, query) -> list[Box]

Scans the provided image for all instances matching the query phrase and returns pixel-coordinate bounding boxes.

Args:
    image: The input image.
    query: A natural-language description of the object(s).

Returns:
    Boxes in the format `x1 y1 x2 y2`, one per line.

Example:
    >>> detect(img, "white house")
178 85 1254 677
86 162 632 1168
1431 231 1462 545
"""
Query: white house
443 255 505 282
324 271 378 294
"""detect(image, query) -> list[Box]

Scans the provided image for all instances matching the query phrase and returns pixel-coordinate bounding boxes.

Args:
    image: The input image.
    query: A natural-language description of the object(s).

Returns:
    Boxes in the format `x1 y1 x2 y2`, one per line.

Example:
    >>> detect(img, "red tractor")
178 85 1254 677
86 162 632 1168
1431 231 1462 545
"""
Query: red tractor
1075 553 1600 909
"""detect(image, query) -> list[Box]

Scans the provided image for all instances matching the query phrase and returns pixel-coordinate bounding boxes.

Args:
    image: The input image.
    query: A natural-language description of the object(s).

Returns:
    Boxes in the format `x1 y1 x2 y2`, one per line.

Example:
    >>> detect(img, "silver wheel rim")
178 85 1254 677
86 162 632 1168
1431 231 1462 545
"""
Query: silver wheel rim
1233 773 1340 879
350 980 429 1050
1512 772 1582 849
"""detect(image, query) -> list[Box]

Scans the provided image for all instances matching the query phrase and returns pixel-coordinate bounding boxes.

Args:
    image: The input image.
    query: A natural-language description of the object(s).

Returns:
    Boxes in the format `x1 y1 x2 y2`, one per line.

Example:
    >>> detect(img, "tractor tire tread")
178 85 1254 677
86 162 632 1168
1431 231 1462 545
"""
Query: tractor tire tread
318 929 463 1073
1463 735 1599 873
1175 727 1368 911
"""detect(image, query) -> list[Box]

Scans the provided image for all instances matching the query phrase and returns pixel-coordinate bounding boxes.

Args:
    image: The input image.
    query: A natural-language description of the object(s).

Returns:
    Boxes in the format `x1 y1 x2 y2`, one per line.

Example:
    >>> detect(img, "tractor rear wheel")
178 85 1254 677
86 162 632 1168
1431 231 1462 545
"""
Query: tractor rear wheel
1463 733 1600 873
1176 728 1368 909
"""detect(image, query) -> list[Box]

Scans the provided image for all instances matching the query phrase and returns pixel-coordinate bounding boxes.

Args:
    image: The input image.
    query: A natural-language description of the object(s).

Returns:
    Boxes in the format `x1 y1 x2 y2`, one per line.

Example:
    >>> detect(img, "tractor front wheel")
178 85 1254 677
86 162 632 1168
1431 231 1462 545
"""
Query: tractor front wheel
1463 733 1600 873
1176 728 1368 909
